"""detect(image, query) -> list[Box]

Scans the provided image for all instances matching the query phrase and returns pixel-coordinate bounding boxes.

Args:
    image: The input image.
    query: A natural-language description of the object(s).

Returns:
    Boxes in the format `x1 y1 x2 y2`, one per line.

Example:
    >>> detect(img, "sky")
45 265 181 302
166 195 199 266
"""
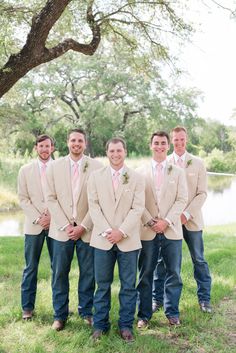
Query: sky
178 1 236 126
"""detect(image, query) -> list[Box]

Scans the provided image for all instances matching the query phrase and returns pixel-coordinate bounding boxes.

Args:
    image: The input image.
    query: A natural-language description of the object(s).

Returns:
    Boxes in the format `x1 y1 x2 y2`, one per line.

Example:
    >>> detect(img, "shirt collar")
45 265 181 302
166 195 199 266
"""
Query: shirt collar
173 151 186 163
110 166 124 176
69 156 83 168
151 159 167 170
37 158 52 169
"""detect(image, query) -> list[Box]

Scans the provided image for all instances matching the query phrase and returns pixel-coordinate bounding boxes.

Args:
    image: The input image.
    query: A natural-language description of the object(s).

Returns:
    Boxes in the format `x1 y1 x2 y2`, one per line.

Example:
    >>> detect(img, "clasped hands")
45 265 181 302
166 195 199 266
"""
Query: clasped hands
147 218 168 234
65 224 85 241
37 210 50 230
106 229 123 244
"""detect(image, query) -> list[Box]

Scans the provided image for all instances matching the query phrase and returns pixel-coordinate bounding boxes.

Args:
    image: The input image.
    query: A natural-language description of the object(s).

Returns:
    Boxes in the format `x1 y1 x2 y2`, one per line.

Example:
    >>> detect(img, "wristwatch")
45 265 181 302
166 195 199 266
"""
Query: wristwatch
33 217 40 225
146 219 156 227
100 232 108 237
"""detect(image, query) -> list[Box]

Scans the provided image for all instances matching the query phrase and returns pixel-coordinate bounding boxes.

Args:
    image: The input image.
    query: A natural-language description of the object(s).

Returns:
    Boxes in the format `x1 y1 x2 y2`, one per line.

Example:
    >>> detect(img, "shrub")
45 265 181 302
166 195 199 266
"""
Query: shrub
205 149 236 174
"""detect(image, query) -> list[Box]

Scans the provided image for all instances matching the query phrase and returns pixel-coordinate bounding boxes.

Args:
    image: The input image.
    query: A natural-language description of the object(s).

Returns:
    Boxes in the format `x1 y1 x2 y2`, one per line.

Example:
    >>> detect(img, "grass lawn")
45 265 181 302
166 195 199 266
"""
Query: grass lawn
0 224 236 353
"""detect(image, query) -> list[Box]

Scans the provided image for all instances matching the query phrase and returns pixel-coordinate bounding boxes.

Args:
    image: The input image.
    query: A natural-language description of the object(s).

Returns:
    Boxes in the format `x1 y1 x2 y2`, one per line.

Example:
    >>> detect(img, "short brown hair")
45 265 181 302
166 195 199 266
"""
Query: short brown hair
150 131 170 144
106 137 127 151
171 126 187 136
67 128 87 141
35 134 54 146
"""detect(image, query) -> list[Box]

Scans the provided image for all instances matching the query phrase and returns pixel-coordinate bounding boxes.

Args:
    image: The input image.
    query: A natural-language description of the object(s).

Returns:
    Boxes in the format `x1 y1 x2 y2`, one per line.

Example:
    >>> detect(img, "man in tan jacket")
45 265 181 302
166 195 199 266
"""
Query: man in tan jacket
46 128 102 331
18 134 54 320
153 126 212 313
137 131 188 328
88 137 145 342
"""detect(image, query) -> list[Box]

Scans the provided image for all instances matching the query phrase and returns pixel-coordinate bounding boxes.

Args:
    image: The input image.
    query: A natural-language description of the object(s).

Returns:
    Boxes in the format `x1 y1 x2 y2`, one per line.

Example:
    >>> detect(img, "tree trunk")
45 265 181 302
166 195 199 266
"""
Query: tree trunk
0 0 100 98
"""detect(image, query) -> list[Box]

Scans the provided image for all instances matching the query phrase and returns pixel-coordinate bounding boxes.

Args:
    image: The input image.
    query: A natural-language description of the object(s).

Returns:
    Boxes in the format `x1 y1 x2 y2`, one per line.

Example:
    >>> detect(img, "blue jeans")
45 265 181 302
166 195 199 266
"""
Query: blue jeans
183 226 212 302
152 251 165 305
137 234 182 320
51 238 95 321
93 245 139 332
21 230 52 311
153 227 211 304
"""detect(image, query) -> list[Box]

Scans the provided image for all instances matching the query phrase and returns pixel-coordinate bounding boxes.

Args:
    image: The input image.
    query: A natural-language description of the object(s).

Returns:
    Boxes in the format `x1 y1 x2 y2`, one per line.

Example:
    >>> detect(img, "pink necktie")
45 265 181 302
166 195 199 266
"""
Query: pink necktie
177 158 184 168
72 163 79 187
72 163 79 218
112 171 120 191
156 164 163 190
41 163 47 199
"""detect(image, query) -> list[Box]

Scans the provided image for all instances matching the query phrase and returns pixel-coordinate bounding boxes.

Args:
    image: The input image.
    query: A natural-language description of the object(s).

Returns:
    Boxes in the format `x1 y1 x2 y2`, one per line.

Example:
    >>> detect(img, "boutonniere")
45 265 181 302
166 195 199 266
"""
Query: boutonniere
83 161 89 173
186 159 192 168
167 165 173 175
122 171 129 184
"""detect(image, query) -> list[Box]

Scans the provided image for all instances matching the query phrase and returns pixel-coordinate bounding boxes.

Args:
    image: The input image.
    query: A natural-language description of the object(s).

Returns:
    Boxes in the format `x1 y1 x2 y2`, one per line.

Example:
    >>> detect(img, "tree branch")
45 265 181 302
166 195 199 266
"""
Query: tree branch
60 94 81 120
0 0 101 98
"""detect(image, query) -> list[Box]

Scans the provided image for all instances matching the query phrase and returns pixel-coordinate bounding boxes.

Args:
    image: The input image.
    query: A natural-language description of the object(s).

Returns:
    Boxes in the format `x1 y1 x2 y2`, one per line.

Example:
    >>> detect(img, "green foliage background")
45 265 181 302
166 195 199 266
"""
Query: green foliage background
0 0 236 172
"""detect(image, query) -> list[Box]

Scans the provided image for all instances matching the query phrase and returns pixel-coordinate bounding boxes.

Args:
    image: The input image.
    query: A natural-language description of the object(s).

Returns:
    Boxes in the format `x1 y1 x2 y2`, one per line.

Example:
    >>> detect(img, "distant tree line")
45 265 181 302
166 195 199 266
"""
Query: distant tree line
1 0 236 173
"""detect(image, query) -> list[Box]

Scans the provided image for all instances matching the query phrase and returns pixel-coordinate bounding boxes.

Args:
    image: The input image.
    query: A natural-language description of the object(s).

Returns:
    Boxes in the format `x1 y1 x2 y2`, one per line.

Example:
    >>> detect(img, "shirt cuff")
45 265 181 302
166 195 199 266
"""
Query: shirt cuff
119 228 128 238
183 211 191 221
164 218 172 226
99 228 112 237
33 217 40 225
145 219 156 227
80 223 87 230
59 223 70 231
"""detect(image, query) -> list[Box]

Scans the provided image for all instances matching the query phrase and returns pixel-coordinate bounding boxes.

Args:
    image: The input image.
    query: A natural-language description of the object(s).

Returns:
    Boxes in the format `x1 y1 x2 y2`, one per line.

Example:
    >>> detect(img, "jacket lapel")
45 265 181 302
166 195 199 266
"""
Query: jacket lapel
75 156 87 204
185 152 193 168
159 162 170 201
106 167 116 204
148 163 158 204
168 153 175 165
65 156 73 202
114 167 127 209
33 161 44 198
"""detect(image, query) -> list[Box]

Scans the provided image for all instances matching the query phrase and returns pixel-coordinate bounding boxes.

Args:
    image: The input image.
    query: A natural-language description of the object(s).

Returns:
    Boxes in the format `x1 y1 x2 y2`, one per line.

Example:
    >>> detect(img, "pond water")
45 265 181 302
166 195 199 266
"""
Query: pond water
202 173 236 226
0 174 235 236
0 211 24 236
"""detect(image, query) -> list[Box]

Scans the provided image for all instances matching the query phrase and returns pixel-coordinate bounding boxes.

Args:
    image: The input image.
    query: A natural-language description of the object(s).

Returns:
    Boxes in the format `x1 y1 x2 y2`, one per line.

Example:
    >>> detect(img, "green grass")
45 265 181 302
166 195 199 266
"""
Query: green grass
0 225 236 352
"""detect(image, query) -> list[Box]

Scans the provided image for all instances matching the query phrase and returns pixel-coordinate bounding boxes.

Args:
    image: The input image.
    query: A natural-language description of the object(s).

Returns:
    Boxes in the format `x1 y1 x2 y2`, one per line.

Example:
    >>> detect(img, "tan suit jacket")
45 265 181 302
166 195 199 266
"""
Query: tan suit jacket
18 160 46 235
46 155 102 242
168 152 207 231
137 161 188 241
88 165 145 252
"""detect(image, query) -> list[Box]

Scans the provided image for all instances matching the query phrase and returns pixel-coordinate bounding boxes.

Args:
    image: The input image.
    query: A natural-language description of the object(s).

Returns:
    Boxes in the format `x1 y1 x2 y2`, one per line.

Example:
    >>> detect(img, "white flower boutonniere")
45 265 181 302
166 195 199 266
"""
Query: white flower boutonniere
122 172 129 184
83 161 89 173
186 159 192 168
167 165 173 175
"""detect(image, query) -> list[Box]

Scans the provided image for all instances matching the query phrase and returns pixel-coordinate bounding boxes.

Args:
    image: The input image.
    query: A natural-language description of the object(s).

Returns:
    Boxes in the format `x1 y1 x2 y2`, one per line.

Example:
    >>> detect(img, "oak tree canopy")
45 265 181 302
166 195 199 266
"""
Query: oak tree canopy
0 0 192 97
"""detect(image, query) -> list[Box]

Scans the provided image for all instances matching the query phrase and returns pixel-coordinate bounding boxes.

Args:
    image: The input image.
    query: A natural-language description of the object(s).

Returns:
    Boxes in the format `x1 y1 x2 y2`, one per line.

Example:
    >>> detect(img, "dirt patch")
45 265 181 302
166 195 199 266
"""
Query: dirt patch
144 289 236 352
218 290 236 348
